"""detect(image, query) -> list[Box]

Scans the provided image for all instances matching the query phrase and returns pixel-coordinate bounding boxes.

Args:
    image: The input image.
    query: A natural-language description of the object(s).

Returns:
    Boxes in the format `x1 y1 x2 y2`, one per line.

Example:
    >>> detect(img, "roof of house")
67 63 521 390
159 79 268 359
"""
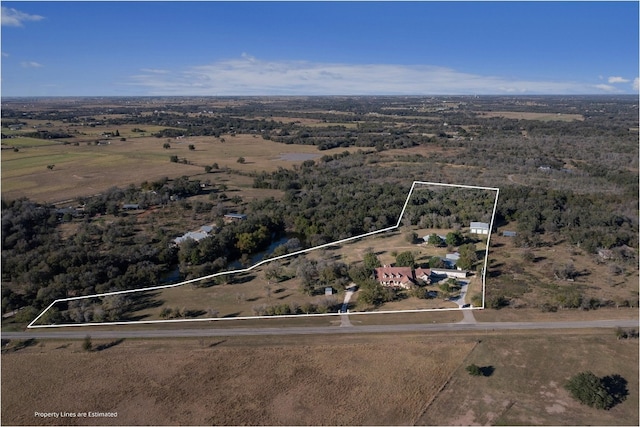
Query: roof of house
224 213 247 219
414 267 432 278
470 221 489 229
174 231 209 244
374 266 414 284
503 231 517 237
173 224 217 244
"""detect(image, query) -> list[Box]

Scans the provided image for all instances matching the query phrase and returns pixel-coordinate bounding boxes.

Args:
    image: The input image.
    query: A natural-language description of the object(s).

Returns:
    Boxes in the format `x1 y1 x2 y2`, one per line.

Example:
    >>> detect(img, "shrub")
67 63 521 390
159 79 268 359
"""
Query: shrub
82 335 92 352
466 363 494 377
466 364 482 376
488 295 508 309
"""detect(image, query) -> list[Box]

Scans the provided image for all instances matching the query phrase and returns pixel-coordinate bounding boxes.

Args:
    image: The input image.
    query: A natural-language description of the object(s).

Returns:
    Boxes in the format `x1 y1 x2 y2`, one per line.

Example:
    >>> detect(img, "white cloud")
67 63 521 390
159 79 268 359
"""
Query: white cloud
1 7 44 27
2 52 9 57
128 55 630 96
593 84 618 92
608 76 629 84
21 61 43 68
633 78 639 91
140 68 169 74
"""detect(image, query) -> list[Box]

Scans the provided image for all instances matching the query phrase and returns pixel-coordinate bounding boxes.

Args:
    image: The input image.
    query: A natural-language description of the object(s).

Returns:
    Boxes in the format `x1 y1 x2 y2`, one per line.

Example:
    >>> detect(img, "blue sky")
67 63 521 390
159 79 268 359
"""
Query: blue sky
1 1 638 96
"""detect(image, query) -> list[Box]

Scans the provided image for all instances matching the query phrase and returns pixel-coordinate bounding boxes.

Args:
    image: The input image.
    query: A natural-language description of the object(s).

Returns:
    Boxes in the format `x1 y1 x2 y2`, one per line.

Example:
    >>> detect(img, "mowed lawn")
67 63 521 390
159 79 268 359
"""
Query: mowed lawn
1 334 475 426
1 134 359 203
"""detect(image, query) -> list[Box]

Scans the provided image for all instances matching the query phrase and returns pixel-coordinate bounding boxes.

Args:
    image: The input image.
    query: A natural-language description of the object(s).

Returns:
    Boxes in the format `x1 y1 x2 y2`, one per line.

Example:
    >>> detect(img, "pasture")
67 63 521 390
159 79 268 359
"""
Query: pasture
1 131 359 203
1 333 475 426
2 330 636 426
419 331 638 426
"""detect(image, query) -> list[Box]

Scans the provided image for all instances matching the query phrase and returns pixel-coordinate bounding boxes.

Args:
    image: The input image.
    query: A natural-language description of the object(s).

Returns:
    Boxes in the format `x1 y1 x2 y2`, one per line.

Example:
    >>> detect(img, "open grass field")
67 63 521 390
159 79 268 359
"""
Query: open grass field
1 333 476 426
2 329 636 426
417 331 638 426
0 132 360 203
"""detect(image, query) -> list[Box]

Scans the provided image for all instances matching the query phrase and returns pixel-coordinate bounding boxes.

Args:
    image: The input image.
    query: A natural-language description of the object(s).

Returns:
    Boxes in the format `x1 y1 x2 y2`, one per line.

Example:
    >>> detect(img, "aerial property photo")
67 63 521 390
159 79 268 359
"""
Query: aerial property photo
1 1 638 426
23 181 498 327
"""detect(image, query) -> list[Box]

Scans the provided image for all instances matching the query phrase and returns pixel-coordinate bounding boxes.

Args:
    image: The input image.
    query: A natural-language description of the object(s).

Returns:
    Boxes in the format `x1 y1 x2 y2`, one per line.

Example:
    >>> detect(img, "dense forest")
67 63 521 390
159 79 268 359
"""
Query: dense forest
1 95 638 322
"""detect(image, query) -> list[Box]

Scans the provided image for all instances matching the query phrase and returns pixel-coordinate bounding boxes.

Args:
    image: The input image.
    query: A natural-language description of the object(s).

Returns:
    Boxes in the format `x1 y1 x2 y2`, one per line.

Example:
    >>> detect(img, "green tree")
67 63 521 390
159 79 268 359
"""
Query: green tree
445 231 463 247
14 306 39 324
188 144 195 150
457 243 478 270
428 256 445 269
565 371 615 410
427 233 443 246
170 155 178 163
237 157 246 164
236 232 258 254
357 278 390 306
363 249 382 271
395 251 415 268
204 165 213 173
163 143 171 149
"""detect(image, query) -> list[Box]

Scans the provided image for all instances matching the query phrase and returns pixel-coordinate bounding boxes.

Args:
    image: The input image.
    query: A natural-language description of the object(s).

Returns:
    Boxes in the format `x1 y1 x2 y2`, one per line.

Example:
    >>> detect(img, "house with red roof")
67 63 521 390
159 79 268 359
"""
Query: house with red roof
374 266 415 289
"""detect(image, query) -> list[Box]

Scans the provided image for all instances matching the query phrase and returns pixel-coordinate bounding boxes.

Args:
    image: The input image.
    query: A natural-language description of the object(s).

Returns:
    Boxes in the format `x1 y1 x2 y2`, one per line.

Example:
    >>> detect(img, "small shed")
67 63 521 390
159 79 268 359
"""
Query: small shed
224 213 247 222
502 231 517 237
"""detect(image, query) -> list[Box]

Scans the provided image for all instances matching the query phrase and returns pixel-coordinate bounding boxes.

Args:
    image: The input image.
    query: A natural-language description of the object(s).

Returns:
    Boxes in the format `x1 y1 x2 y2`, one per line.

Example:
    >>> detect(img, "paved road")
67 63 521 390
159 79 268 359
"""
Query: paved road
2 319 637 340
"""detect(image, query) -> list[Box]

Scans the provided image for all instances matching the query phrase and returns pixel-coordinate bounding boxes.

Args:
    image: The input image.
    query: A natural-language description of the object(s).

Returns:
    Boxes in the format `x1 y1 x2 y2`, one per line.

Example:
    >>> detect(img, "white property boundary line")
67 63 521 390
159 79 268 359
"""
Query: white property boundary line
28 181 499 329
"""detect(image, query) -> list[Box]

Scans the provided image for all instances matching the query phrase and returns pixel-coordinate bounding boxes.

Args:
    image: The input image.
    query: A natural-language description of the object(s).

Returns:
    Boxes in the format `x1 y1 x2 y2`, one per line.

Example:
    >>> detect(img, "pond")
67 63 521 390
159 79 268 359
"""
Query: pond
161 234 299 284
228 234 297 269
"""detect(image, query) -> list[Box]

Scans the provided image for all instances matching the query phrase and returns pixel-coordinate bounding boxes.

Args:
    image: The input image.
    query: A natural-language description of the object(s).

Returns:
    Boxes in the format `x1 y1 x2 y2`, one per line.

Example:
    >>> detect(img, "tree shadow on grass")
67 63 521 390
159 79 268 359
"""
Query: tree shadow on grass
223 312 241 318
2 338 38 353
95 338 125 352
480 365 495 377
184 309 206 318
231 274 256 285
602 374 628 408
